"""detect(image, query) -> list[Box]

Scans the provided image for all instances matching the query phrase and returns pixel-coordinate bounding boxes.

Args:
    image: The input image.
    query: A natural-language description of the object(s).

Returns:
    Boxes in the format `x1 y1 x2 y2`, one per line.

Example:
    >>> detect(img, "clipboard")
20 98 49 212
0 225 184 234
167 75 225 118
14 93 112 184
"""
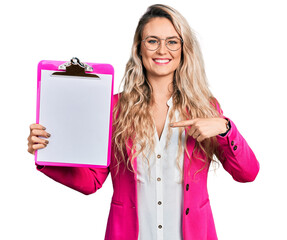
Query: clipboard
35 57 114 168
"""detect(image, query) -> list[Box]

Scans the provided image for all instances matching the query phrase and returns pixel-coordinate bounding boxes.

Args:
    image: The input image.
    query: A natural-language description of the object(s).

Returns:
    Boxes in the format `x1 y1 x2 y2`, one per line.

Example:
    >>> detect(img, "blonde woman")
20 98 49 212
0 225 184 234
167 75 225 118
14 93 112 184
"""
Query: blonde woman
27 4 260 240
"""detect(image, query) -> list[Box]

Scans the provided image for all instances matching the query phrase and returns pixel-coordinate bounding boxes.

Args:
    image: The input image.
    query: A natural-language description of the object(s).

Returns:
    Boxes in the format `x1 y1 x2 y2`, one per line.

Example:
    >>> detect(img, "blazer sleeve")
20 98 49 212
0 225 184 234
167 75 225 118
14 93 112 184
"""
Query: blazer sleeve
212 99 260 183
35 164 110 195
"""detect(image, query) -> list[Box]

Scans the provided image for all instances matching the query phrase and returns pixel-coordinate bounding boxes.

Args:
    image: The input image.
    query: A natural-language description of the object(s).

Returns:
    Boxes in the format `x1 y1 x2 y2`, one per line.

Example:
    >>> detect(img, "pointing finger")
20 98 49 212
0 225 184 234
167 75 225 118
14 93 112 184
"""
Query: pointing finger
170 119 196 128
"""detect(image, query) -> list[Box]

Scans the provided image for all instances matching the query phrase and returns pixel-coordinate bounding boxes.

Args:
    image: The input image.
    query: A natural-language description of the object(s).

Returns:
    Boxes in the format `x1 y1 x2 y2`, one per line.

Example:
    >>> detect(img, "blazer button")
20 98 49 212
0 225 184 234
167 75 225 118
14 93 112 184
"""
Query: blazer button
186 208 189 215
186 184 189 191
231 140 234 146
233 145 237 151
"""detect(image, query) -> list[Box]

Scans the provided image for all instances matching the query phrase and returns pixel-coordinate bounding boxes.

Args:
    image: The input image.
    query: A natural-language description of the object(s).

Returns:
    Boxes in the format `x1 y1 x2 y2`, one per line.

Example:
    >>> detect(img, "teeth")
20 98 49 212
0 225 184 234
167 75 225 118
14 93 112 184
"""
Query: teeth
154 59 170 63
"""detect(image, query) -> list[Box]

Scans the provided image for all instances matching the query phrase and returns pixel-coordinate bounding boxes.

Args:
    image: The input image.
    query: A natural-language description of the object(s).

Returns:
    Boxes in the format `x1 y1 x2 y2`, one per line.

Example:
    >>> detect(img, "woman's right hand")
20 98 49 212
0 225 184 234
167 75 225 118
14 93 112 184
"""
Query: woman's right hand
27 123 51 155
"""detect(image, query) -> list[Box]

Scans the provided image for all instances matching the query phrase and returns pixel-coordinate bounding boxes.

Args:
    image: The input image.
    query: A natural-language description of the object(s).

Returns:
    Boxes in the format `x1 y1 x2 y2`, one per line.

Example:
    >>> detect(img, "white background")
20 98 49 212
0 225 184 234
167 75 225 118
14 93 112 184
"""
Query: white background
1 0 286 239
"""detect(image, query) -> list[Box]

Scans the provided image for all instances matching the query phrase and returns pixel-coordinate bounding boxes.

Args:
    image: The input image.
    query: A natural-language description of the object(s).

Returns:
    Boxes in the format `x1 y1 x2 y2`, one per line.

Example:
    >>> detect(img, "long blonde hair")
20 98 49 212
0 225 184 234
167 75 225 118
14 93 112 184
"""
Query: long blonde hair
112 4 222 181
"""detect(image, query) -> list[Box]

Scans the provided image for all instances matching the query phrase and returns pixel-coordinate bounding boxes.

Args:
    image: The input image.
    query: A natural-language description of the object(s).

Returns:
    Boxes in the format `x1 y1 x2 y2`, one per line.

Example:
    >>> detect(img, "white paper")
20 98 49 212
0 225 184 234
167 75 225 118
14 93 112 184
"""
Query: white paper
37 70 112 166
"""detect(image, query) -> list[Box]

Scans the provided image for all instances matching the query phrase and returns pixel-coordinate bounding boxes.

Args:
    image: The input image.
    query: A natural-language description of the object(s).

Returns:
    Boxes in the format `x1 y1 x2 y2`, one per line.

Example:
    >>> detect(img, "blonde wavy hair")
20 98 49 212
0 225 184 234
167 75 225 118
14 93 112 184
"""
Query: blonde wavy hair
112 4 222 182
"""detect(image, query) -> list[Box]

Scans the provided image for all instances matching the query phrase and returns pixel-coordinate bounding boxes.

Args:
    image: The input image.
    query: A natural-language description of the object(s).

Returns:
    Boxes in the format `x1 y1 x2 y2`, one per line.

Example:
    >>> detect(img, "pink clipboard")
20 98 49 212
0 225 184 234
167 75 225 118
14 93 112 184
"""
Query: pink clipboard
35 58 114 168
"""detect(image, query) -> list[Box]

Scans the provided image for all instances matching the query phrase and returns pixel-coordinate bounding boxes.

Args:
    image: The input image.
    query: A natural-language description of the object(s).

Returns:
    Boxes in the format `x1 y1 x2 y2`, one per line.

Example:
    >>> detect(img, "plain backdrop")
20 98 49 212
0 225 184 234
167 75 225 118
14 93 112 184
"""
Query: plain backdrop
1 0 286 239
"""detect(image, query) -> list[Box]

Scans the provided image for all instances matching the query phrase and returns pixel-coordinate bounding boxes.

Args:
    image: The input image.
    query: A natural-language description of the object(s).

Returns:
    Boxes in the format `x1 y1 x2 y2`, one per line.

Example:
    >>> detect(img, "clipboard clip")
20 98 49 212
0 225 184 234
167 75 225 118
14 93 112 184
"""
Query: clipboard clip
52 57 100 78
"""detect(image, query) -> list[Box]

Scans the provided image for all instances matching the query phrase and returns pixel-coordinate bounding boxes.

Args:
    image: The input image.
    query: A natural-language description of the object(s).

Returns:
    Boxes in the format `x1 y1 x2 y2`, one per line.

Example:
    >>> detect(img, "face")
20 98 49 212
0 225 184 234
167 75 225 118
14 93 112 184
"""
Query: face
140 17 182 80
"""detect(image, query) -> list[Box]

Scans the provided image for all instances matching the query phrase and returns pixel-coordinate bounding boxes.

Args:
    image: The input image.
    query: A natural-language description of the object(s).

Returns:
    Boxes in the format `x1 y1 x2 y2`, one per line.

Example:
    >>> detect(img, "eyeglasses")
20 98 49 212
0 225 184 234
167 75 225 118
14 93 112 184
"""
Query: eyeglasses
142 36 183 51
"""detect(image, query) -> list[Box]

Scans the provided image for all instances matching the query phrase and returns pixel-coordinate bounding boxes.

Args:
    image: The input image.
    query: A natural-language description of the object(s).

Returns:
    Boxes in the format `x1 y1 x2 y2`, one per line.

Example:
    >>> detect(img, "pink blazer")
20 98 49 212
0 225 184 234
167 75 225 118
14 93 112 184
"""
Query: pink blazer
36 93 260 240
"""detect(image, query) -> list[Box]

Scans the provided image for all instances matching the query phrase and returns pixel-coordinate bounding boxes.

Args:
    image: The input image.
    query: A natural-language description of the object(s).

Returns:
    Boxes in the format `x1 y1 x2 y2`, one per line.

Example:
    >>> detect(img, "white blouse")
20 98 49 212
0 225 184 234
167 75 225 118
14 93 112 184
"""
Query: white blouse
136 96 185 240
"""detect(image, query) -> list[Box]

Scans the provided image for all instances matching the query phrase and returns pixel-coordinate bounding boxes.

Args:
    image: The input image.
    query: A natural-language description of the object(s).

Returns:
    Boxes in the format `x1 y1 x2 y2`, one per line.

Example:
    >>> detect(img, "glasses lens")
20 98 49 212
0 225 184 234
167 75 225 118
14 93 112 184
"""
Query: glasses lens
144 37 159 51
166 37 182 51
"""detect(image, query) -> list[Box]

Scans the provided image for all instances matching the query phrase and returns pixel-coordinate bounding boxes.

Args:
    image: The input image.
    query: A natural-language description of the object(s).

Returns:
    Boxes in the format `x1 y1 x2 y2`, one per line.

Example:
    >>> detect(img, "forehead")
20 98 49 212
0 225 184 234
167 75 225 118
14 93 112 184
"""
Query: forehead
142 17 179 38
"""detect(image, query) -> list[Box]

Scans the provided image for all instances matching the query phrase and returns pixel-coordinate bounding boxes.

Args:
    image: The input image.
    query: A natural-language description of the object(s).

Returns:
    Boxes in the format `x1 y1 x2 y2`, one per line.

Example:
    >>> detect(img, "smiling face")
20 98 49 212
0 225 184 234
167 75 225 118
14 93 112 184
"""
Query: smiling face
140 17 182 80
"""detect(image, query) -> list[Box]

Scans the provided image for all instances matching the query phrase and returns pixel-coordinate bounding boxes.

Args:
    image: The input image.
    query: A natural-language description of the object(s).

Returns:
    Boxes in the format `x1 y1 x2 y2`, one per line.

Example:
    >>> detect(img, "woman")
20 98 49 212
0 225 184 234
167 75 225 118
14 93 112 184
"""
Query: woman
27 4 260 240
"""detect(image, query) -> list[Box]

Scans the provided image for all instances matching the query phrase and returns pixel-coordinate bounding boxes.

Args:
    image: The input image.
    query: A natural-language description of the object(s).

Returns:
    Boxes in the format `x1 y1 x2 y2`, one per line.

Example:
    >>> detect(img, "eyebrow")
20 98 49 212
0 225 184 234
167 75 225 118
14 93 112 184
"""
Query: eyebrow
147 35 180 39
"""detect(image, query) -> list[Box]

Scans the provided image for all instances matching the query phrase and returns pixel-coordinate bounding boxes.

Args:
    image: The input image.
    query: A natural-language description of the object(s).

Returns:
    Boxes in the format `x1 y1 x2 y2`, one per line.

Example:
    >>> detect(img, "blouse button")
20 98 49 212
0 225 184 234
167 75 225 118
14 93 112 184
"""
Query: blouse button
157 154 161 159
186 184 189 191
157 177 161 181
158 225 162 229
186 208 189 215
158 201 162 205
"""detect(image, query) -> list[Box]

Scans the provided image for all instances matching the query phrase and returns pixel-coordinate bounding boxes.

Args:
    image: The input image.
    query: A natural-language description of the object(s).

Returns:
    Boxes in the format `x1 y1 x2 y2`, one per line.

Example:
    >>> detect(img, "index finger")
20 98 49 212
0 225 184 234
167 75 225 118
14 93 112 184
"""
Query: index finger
30 123 46 131
170 119 195 128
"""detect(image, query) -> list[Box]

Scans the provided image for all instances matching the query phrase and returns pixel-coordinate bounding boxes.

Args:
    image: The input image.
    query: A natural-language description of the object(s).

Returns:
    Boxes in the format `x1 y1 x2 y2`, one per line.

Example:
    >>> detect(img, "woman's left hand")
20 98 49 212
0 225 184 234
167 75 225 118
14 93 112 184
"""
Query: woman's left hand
169 118 228 142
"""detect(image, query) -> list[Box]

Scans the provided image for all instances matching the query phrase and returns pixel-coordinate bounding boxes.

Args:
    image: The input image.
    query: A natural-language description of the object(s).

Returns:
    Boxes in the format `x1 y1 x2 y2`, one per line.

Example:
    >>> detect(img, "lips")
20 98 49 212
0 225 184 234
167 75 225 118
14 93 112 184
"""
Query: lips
153 58 171 64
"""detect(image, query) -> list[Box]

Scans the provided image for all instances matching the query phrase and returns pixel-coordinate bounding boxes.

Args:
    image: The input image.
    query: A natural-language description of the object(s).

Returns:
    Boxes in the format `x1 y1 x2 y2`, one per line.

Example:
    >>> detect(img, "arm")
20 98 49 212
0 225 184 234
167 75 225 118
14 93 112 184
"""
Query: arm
213 100 260 182
35 164 110 195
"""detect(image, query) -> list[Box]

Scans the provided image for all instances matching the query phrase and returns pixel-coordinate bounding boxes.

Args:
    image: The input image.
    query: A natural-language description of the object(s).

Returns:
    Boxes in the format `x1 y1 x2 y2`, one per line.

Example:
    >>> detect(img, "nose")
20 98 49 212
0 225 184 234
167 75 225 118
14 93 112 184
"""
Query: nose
157 39 168 54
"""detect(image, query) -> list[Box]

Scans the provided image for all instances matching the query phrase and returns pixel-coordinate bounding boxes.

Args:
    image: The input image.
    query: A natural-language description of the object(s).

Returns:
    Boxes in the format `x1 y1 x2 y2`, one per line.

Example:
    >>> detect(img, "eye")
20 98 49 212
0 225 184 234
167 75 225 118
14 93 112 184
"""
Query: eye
168 39 179 45
147 38 158 44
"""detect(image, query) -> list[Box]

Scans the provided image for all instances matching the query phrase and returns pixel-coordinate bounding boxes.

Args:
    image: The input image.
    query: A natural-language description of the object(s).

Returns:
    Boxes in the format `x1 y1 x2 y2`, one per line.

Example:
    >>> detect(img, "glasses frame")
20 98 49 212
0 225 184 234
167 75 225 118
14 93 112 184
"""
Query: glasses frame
142 36 183 51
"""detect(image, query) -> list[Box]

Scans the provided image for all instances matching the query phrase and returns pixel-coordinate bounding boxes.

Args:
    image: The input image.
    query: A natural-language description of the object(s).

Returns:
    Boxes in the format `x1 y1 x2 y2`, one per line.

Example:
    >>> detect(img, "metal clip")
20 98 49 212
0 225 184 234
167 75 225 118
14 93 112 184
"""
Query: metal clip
58 57 93 72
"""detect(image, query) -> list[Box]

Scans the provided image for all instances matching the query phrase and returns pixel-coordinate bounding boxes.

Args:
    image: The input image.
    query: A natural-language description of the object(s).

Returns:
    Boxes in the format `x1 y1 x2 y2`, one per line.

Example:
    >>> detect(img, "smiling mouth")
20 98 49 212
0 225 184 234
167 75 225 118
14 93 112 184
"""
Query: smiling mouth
153 58 171 64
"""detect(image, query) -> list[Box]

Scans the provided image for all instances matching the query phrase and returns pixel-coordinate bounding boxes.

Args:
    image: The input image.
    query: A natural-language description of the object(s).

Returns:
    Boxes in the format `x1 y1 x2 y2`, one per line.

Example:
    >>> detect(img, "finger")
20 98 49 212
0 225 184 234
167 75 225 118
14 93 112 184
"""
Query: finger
31 135 49 145
32 143 47 150
31 129 51 138
27 143 47 155
170 119 196 128
30 123 46 131
192 130 201 139
187 125 197 136
197 134 206 142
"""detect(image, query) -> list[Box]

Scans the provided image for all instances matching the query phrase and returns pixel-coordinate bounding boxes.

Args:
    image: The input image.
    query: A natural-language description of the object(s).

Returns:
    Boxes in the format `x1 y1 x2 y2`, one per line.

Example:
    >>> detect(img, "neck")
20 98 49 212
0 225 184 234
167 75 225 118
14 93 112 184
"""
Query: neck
147 73 174 106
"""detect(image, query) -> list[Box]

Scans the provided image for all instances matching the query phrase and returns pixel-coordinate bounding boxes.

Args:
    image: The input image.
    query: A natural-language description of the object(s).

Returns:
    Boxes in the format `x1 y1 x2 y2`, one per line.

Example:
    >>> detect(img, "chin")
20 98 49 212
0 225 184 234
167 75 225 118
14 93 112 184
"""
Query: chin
153 72 174 78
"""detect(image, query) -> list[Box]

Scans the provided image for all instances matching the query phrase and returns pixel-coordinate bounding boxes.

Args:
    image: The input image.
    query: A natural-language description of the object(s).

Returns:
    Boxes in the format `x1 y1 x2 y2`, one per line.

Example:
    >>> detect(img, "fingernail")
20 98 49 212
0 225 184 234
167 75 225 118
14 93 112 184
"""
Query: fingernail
170 123 174 127
45 140 49 144
42 127 46 130
47 133 51 137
